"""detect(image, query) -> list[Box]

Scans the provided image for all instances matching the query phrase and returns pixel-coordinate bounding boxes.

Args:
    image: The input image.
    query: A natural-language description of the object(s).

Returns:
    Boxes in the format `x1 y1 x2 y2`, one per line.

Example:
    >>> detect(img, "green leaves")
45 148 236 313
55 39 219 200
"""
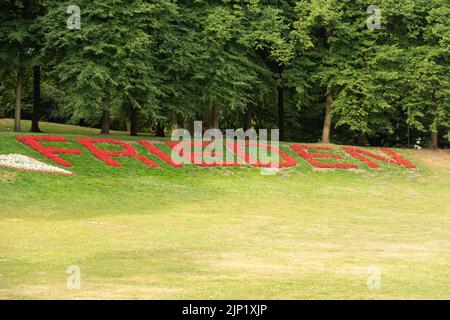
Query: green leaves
40 0 171 123
1 0 447 145
287 0 449 143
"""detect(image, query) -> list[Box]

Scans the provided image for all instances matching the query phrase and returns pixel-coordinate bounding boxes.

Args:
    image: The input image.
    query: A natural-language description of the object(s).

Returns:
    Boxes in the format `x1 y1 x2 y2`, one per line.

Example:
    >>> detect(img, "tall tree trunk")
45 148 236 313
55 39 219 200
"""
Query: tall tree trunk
211 105 219 129
321 94 333 144
356 133 365 146
31 65 42 133
176 116 184 129
276 64 285 141
130 108 138 136
243 105 252 131
429 104 438 150
100 110 111 135
14 69 24 132
202 105 212 132
185 117 194 136
155 122 165 137
277 86 285 141
430 130 438 149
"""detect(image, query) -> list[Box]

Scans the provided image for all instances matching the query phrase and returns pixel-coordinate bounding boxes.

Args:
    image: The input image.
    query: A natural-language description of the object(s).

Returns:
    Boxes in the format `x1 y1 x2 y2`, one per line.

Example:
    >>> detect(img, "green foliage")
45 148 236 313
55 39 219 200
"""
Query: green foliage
286 0 449 145
41 1 173 124
1 0 448 147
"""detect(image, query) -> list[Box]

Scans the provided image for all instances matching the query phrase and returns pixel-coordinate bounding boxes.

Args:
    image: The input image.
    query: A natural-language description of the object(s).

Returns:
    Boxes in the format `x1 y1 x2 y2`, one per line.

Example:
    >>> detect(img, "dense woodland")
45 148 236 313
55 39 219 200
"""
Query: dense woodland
0 0 449 148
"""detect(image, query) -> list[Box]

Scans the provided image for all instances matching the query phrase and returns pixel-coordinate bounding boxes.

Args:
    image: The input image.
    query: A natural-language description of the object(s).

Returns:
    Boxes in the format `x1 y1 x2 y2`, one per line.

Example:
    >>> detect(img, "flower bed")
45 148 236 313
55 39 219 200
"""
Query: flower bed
8 135 418 175
0 154 73 175
76 138 158 167
166 141 297 167
290 144 357 169
16 135 81 167
227 141 297 168
166 141 223 166
342 146 416 169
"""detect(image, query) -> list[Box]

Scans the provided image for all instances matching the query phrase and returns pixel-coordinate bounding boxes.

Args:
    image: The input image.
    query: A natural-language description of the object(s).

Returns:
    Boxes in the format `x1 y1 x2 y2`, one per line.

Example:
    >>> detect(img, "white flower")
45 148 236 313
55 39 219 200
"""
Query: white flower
0 154 73 175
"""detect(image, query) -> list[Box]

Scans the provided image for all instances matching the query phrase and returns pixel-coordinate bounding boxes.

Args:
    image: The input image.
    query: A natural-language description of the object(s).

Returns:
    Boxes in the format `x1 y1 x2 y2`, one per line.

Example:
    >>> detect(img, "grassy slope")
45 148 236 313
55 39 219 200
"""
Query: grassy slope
0 119 449 299
0 119 126 136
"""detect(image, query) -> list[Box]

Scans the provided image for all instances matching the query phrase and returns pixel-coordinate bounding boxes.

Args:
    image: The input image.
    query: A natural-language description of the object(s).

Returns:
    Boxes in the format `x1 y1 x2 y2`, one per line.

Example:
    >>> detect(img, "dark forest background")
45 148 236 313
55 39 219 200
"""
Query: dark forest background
0 0 448 148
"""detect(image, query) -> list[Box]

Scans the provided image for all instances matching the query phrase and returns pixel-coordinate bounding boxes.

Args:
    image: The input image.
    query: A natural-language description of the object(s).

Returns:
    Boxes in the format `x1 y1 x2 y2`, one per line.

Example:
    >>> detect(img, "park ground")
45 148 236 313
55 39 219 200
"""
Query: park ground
0 119 449 299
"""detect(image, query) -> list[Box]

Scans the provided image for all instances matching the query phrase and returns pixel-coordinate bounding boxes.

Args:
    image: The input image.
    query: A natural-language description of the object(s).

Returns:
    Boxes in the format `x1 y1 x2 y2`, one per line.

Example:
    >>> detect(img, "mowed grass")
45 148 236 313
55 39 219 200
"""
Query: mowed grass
0 118 125 136
0 119 449 299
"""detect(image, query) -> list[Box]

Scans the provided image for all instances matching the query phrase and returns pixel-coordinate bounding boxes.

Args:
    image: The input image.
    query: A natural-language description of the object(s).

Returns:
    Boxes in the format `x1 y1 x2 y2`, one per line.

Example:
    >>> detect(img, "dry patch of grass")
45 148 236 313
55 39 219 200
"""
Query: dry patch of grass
1 130 450 299
407 149 450 171
0 171 17 183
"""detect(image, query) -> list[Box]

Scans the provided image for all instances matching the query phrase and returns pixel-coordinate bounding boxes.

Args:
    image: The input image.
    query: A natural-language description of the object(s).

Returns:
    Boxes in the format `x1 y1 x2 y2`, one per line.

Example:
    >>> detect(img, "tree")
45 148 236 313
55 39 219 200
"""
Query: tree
0 0 45 132
31 65 42 132
166 1 290 135
41 1 170 134
291 0 374 144
378 0 450 149
246 0 294 140
2 0 445 149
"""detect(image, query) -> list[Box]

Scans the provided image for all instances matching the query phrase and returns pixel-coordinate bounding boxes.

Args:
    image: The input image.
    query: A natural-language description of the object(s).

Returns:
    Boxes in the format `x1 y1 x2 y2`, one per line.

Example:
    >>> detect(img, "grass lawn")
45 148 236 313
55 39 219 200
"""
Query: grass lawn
0 119 449 299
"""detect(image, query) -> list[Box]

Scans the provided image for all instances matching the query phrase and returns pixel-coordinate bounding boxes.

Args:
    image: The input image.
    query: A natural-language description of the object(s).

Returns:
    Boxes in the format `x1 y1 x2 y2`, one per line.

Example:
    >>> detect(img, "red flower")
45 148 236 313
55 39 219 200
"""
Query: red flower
16 135 82 167
76 138 158 167
228 141 297 168
166 141 297 168
138 140 182 167
290 144 357 169
342 146 416 169
16 135 417 172
166 141 225 166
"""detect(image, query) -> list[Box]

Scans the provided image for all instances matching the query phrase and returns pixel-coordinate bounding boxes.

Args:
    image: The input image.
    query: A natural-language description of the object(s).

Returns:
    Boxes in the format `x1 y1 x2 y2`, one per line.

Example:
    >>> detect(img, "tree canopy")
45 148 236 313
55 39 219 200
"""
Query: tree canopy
0 0 448 148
